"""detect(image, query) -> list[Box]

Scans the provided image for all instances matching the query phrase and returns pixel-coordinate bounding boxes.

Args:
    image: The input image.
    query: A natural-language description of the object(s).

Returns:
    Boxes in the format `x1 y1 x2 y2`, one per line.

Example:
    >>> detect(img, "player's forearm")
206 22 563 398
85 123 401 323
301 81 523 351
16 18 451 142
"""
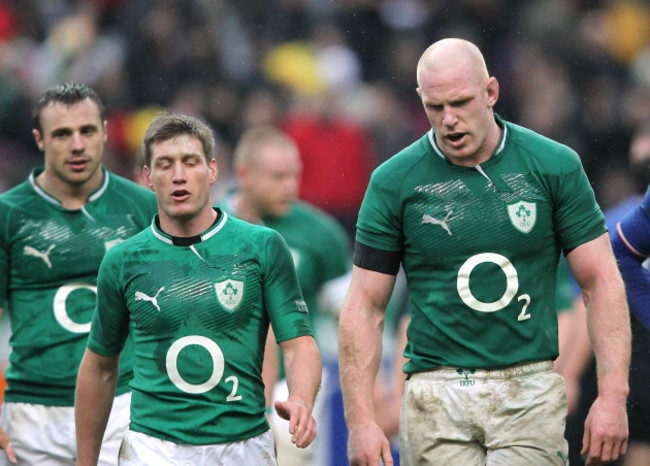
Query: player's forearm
282 336 322 410
338 300 386 428
584 276 631 399
75 349 119 466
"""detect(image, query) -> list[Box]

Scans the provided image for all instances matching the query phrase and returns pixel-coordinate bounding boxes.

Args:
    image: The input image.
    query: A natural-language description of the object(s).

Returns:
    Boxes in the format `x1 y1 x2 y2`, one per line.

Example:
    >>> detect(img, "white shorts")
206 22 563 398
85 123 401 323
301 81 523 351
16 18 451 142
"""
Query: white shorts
0 392 131 466
400 360 569 466
118 429 277 466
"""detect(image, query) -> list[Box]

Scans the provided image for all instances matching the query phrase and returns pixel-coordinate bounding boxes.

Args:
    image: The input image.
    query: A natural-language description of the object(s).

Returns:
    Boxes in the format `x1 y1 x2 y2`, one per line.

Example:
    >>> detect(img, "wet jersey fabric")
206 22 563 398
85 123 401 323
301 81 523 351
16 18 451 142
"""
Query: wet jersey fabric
0 168 156 405
88 210 313 444
260 201 350 326
356 115 605 373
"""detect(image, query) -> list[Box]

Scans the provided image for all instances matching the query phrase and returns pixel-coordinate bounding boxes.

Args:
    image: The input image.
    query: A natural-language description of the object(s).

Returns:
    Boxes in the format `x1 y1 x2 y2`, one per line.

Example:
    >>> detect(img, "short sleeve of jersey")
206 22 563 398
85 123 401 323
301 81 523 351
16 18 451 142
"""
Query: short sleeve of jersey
615 185 650 256
262 231 314 342
355 163 405 252
551 148 606 250
87 246 130 356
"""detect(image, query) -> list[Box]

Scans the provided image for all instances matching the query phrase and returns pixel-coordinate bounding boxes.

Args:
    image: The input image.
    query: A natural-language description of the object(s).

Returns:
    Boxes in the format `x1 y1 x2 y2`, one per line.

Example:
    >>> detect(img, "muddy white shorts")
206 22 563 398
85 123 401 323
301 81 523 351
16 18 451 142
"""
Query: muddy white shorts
400 360 569 466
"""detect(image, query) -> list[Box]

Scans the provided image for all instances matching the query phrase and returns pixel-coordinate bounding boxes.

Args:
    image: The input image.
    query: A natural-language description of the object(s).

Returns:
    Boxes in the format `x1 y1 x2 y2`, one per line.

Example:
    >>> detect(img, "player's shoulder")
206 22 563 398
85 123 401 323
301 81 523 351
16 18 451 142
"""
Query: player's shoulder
290 201 343 228
225 211 281 240
101 225 153 269
288 201 350 243
504 119 580 168
106 172 155 199
102 171 158 221
110 224 153 251
372 133 432 180
0 177 32 207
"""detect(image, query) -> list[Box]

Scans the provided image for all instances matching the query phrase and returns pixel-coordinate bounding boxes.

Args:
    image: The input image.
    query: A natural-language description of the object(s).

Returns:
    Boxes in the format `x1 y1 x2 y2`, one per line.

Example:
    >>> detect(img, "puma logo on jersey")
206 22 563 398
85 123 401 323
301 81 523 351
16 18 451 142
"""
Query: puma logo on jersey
24 245 55 268
135 287 164 312
422 211 454 235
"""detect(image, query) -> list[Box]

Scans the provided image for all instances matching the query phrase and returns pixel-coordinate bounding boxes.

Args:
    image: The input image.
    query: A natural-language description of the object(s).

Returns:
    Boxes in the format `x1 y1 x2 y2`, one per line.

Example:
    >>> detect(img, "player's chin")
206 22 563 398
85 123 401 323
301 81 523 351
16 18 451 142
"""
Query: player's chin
271 204 291 217
165 204 199 220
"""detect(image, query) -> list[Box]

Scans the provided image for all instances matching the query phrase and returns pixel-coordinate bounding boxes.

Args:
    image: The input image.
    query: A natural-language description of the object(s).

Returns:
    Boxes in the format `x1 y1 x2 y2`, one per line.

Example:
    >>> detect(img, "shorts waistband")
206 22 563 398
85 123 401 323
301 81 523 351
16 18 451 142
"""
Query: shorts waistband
410 360 554 381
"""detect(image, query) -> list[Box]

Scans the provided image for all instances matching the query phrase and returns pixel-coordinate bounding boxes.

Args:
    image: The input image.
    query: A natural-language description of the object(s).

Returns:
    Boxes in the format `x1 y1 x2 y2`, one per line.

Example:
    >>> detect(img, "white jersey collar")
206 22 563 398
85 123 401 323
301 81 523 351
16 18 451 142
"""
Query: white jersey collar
29 167 110 206
427 117 508 163
150 208 228 245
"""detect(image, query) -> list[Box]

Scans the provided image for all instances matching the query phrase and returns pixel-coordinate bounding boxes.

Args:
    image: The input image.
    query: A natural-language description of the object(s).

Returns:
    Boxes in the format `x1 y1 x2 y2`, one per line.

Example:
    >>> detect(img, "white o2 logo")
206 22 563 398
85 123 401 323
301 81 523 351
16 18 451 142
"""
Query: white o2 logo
457 253 531 321
166 335 242 400
53 283 96 333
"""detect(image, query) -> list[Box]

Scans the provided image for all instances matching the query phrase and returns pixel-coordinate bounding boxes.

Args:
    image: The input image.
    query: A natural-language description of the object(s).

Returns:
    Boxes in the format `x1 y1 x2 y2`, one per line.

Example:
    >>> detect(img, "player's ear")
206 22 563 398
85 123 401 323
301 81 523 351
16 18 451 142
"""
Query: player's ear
486 77 499 108
236 163 248 187
208 158 218 185
33 129 45 151
143 165 155 191
102 120 108 144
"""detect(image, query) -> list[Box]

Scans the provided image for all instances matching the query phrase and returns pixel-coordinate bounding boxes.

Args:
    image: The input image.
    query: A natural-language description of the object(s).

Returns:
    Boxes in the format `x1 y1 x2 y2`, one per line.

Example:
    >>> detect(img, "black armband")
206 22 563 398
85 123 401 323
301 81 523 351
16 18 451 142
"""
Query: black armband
353 241 401 275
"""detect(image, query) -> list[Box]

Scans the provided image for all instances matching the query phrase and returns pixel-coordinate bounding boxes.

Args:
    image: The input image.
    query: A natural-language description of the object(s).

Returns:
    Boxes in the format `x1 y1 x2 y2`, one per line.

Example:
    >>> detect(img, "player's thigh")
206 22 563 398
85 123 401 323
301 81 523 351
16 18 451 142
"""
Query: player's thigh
98 392 131 466
622 442 650 466
399 378 486 466
486 371 568 466
0 402 75 465
218 430 277 465
119 430 177 466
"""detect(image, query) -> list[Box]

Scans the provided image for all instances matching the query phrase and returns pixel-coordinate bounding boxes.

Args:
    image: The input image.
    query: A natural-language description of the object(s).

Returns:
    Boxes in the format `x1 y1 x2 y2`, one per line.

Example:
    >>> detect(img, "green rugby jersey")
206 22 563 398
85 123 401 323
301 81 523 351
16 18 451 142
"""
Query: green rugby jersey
87 210 313 444
257 201 350 378
256 201 350 326
0 168 156 405
356 115 605 373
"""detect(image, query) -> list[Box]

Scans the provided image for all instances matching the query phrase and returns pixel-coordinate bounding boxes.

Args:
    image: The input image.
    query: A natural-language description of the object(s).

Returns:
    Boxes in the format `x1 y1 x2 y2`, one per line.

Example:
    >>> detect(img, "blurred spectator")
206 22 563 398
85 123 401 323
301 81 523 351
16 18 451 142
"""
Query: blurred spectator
1 0 649 203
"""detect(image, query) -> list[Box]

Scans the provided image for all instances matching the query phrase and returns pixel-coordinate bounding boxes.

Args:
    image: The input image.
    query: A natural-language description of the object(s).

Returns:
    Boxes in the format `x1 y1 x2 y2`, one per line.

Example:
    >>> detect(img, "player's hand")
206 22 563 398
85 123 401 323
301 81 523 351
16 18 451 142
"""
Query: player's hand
0 425 17 464
347 422 393 466
274 399 316 448
581 395 628 465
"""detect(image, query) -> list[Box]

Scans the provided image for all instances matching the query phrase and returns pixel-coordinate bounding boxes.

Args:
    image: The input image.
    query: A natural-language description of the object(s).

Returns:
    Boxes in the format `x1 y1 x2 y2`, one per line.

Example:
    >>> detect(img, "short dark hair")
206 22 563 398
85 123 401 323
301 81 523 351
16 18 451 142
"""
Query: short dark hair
142 112 216 166
33 82 105 133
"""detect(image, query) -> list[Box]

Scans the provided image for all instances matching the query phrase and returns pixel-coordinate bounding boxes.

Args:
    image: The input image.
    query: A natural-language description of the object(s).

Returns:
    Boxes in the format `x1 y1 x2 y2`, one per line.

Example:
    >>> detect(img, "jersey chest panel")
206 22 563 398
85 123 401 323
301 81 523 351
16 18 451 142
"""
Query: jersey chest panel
125 252 264 340
402 168 556 279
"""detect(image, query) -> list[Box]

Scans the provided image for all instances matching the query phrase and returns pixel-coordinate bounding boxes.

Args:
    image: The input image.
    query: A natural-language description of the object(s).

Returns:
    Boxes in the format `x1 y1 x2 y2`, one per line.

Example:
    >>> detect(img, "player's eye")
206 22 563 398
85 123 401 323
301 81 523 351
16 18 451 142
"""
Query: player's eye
81 126 98 135
52 130 71 138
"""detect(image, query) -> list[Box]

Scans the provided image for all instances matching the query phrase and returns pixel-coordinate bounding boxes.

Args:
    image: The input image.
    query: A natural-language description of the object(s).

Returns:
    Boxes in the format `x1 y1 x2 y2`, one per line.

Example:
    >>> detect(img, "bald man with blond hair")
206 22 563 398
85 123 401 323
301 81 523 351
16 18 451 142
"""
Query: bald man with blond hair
338 37 630 466
222 125 352 466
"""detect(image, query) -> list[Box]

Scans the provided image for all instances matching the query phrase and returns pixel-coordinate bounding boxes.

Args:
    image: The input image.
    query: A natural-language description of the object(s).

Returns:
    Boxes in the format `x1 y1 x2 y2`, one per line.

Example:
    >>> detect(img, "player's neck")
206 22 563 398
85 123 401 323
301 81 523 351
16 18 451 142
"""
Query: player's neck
36 168 105 210
233 192 264 225
158 206 218 238
447 118 502 168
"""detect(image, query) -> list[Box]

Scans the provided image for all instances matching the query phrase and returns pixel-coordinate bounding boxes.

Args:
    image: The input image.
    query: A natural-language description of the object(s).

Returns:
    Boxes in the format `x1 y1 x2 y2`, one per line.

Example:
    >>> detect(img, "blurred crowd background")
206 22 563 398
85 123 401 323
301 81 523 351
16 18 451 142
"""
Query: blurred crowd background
1 0 650 239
